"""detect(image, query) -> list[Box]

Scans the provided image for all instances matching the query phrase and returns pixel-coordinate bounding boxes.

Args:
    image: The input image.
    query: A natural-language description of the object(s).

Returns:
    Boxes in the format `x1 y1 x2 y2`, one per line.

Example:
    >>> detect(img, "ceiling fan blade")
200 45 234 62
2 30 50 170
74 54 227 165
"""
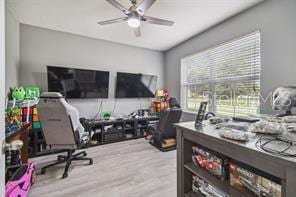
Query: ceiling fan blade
134 27 141 37
143 16 174 26
105 0 131 15
98 17 128 25
136 0 157 15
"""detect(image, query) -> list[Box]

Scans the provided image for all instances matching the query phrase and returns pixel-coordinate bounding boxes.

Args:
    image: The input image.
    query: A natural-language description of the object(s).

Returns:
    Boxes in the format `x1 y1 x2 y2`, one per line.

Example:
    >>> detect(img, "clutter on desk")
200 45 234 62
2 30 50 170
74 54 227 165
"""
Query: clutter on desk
216 121 250 131
219 129 254 142
255 135 296 157
282 115 296 123
209 117 230 124
232 116 260 123
248 120 286 134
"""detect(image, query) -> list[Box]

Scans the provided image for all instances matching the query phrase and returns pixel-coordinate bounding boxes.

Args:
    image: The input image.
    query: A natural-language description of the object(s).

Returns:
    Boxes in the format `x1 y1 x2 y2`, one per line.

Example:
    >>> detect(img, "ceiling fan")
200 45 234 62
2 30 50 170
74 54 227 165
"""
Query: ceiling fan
98 0 175 37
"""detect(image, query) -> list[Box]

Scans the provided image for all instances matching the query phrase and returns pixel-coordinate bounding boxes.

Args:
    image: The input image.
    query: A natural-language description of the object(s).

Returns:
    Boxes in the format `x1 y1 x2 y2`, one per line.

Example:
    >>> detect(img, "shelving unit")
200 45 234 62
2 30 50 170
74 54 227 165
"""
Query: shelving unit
8 104 56 158
28 116 159 157
84 116 159 146
185 162 230 193
175 121 296 197
28 128 63 158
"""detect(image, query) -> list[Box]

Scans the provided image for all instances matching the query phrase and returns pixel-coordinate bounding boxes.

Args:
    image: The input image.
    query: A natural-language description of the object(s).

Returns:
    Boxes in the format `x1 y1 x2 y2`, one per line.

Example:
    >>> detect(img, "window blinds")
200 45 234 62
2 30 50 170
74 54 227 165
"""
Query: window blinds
181 31 261 116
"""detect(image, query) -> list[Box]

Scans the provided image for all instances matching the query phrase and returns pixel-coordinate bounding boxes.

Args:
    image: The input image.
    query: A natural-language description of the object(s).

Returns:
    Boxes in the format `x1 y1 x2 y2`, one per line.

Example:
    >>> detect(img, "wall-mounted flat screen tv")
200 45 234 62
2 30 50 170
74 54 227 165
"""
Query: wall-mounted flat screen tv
47 66 109 98
115 72 157 98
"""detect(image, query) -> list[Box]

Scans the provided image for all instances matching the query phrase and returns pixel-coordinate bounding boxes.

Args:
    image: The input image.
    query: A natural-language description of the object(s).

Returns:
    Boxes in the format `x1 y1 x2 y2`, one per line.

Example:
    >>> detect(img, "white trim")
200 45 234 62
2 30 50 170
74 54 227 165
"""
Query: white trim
0 0 5 195
183 110 198 115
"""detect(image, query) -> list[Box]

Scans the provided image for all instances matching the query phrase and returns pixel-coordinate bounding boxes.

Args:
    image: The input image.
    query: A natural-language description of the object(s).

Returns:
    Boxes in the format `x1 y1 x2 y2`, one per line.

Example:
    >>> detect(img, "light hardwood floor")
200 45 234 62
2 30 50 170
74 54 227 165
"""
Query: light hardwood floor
29 139 177 197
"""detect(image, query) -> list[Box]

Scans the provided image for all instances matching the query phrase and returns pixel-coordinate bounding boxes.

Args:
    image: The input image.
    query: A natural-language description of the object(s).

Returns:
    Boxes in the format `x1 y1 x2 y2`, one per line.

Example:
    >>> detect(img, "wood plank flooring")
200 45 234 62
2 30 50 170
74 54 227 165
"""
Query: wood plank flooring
29 139 177 197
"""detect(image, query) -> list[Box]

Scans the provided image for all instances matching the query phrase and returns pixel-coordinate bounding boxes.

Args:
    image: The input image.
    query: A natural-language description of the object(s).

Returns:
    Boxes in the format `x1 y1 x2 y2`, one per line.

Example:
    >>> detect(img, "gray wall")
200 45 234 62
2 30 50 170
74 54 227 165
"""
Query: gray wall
5 9 19 94
20 24 164 118
164 0 296 121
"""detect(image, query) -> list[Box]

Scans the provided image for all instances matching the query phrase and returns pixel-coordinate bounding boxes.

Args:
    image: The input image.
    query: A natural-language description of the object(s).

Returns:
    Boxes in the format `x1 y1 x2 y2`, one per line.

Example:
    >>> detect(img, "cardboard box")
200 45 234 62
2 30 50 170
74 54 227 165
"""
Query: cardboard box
192 175 228 197
230 162 281 197
192 146 229 180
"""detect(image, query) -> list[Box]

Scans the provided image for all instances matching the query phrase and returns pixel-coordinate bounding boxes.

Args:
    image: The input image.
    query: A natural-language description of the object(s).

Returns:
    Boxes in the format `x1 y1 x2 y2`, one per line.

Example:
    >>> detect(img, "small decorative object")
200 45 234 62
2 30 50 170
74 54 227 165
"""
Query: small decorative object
5 107 21 126
273 86 296 117
11 86 26 101
153 89 169 112
25 87 40 99
219 129 253 142
195 102 207 129
102 112 112 120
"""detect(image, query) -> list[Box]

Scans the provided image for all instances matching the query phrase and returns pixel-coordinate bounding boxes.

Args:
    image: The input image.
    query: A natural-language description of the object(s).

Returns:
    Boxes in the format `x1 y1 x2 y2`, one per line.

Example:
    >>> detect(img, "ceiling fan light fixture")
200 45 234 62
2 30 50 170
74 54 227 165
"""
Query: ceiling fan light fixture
127 16 141 28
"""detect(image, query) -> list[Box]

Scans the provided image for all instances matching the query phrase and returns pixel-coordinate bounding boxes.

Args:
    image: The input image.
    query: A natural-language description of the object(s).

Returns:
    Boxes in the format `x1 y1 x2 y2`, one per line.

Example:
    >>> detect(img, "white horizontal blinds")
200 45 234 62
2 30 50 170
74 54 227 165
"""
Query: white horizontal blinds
181 31 261 115
213 32 261 84
182 51 212 85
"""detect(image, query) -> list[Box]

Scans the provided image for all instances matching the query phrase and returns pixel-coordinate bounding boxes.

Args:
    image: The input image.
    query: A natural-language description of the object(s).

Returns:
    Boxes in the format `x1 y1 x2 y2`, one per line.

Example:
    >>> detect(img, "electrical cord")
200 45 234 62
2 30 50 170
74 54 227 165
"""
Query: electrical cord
94 99 103 119
138 98 142 109
112 99 117 115
255 135 296 157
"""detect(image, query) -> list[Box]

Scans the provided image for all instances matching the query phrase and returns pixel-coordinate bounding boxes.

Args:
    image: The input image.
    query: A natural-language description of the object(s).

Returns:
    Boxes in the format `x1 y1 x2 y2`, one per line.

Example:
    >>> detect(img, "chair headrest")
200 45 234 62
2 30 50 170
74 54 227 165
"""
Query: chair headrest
169 97 181 108
41 92 64 99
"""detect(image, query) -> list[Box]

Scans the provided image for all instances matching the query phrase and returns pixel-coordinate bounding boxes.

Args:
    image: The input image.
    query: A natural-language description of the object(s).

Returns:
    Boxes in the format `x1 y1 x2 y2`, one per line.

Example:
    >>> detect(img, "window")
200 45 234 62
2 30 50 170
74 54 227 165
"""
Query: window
181 31 261 116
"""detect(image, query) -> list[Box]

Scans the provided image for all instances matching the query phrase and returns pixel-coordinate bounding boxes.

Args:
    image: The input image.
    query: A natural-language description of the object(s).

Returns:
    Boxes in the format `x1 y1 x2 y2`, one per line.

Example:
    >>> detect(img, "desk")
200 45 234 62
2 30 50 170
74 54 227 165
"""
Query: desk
175 121 296 197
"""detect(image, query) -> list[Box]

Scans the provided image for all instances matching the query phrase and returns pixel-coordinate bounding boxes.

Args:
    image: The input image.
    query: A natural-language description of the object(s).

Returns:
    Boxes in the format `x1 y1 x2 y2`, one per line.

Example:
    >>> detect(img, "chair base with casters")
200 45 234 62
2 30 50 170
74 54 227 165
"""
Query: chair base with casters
148 126 177 152
40 149 93 179
149 139 176 152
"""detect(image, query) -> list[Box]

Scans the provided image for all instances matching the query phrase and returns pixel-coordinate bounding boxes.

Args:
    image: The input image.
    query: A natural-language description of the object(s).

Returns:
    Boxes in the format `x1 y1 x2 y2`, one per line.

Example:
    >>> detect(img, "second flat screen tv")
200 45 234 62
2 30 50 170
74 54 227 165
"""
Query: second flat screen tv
47 66 109 99
115 72 157 98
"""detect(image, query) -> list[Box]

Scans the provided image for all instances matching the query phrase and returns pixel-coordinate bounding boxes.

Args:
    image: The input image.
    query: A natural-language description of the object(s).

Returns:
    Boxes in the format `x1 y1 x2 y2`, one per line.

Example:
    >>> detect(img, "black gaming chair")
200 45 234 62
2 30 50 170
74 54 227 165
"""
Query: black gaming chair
149 98 183 151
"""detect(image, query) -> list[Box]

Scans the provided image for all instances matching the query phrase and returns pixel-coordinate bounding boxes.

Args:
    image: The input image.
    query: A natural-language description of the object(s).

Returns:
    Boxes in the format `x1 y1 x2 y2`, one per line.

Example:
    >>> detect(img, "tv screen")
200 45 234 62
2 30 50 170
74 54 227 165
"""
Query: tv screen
47 66 109 98
115 72 157 98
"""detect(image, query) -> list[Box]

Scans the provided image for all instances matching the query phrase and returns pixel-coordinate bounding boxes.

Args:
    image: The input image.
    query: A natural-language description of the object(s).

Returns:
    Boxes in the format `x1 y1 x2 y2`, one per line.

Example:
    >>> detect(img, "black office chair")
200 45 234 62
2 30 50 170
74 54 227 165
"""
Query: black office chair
37 92 93 179
149 98 183 151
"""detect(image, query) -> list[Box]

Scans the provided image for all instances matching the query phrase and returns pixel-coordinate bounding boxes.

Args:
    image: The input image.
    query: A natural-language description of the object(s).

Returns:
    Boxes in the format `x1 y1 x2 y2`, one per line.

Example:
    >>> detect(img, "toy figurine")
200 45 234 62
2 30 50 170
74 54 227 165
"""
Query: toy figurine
11 86 26 101
5 107 21 126
25 87 40 100
153 89 169 112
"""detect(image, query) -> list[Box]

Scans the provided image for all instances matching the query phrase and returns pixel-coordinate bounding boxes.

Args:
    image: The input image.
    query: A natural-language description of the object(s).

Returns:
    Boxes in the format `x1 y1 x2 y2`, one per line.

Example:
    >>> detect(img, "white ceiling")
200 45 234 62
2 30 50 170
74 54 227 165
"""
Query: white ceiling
6 0 263 51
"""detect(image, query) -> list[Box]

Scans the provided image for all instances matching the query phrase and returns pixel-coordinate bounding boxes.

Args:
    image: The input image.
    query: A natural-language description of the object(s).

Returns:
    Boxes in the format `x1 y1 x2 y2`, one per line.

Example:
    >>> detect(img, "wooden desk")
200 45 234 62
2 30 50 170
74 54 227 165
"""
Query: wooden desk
6 123 31 164
175 121 296 197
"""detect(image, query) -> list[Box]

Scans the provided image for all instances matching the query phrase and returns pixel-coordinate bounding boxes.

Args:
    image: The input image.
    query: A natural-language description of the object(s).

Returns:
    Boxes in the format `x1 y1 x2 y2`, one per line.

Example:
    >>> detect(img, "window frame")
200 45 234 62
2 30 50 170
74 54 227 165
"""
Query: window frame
180 31 261 115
